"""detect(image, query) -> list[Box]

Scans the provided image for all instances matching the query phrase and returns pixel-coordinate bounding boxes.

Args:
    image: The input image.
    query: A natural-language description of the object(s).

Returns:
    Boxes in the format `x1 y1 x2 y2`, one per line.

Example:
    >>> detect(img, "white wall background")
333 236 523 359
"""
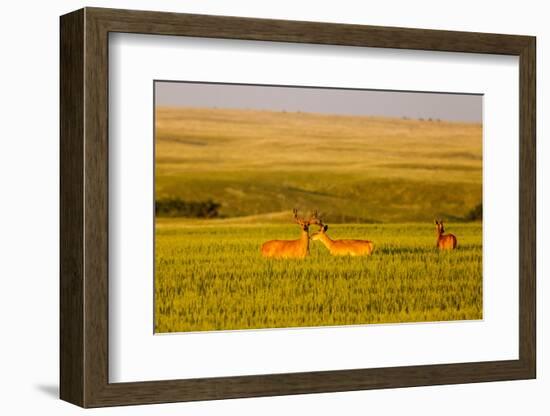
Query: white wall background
0 0 545 414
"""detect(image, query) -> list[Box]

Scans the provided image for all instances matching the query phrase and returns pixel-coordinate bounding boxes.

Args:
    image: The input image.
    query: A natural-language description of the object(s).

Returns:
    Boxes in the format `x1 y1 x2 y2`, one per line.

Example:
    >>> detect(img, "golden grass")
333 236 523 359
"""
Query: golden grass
156 106 482 178
155 107 482 223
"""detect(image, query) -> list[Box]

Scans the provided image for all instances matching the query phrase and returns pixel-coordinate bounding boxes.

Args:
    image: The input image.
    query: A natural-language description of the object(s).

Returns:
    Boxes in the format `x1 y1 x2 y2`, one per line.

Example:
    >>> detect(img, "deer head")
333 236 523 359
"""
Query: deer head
293 209 325 232
293 208 310 231
434 219 445 234
308 210 327 241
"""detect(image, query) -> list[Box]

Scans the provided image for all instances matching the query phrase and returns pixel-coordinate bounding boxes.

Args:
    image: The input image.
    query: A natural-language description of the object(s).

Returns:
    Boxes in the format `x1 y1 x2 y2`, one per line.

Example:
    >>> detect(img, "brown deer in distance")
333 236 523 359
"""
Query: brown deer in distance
310 216 374 256
435 219 457 250
261 209 322 259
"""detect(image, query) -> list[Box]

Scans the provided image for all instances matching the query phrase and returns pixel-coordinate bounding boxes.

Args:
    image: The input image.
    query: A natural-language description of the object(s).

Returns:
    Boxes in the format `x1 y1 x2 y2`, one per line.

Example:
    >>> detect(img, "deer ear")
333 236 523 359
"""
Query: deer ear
434 220 438 224
324 225 328 231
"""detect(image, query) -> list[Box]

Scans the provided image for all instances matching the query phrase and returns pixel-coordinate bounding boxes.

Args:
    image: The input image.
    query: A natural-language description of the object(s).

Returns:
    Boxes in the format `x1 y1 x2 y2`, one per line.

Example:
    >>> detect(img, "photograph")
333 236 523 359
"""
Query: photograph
154 81 483 333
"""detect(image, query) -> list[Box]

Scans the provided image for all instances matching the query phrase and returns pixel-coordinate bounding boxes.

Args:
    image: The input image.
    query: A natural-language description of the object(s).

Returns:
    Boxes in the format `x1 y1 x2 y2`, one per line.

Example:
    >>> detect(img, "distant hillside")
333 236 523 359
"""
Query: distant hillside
155 107 482 223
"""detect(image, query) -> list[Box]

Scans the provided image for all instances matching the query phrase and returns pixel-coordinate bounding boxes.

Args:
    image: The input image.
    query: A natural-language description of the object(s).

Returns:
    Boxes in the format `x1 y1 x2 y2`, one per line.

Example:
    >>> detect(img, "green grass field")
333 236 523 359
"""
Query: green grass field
155 220 482 332
154 106 483 333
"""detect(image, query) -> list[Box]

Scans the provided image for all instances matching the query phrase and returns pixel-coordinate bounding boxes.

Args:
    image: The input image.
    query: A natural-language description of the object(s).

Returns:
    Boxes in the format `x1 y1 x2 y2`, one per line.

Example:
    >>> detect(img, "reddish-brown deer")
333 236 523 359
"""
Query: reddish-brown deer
435 220 457 250
261 209 322 259
310 216 374 256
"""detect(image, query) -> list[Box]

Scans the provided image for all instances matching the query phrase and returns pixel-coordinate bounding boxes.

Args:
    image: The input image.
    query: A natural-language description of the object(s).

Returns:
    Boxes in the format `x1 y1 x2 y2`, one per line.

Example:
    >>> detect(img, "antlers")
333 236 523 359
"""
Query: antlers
293 208 301 224
292 208 324 227
308 210 324 228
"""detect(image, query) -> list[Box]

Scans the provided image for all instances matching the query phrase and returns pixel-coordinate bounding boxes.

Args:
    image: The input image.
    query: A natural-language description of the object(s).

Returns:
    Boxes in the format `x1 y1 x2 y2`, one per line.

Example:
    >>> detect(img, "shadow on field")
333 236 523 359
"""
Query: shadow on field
376 244 481 255
376 247 432 255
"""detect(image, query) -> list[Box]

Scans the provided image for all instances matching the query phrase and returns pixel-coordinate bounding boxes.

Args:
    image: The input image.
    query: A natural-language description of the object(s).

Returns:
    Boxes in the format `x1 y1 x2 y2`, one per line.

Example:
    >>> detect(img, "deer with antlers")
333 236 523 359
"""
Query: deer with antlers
310 214 374 256
260 209 323 259
435 219 457 250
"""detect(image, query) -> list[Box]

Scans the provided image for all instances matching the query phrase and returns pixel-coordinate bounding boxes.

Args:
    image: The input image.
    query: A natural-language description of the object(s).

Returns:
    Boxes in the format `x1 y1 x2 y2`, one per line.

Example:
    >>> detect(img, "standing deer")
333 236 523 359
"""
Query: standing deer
435 219 457 250
310 217 374 256
261 209 322 259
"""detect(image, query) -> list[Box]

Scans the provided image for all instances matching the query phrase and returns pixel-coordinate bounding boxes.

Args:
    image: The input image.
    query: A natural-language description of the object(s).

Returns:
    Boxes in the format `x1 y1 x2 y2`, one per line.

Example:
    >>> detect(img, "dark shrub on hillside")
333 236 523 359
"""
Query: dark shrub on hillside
464 203 482 221
155 198 221 218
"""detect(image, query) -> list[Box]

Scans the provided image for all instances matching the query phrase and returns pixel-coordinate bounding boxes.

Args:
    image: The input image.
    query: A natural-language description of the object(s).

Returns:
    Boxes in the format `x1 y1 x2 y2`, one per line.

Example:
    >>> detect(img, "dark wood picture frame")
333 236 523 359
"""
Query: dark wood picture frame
60 7 536 408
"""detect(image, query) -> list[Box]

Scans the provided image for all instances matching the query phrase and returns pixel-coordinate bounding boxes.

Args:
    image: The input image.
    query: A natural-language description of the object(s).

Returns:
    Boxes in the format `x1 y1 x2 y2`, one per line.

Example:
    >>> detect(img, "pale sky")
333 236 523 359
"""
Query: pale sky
155 81 482 123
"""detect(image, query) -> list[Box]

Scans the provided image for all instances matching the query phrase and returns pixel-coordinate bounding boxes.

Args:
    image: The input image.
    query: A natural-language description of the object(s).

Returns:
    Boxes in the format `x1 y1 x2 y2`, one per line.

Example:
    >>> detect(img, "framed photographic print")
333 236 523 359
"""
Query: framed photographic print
60 7 536 408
